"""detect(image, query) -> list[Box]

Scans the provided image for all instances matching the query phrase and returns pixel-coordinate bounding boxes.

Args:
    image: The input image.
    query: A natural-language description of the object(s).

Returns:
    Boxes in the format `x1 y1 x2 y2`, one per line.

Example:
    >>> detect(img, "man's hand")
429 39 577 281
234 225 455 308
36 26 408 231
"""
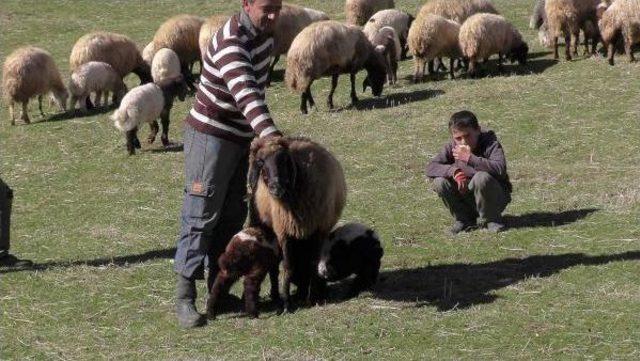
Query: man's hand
453 169 469 194
453 144 471 163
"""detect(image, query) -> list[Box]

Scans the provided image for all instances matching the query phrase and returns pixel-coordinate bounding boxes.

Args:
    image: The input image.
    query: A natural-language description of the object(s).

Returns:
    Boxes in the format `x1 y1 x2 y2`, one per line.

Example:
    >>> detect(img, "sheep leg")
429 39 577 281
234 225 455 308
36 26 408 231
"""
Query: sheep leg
413 58 423 83
553 36 559 60
391 57 398 85
449 57 455 80
38 95 45 117
497 53 504 72
21 102 30 124
182 64 197 93
468 59 478 79
327 74 339 109
103 92 110 107
349 72 358 106
126 128 139 155
280 240 294 313
608 42 616 66
266 55 280 87
205 271 236 320
148 121 159 144
9 102 15 126
427 59 434 75
625 39 635 63
160 109 171 146
572 32 579 57
243 269 266 319
565 34 572 61
268 263 283 314
95 91 103 107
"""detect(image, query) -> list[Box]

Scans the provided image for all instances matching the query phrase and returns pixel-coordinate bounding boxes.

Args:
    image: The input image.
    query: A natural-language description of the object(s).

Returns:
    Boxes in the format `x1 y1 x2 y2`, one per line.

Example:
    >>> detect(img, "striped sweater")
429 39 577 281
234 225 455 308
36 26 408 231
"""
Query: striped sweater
185 11 281 143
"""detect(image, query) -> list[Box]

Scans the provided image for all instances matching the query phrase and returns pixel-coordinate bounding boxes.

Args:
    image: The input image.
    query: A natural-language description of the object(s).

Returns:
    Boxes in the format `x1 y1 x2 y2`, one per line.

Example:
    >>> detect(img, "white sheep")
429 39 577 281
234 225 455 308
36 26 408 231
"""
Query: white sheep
68 61 127 112
545 0 600 60
363 9 414 59
151 48 181 83
285 21 387 114
418 0 499 24
598 0 640 65
458 13 529 77
408 13 462 81
112 75 187 155
2 46 68 125
345 0 395 26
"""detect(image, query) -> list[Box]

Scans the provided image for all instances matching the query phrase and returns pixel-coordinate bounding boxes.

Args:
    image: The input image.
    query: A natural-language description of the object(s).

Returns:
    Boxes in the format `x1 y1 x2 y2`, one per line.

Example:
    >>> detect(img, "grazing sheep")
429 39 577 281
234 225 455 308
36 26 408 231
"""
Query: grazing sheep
2 46 68 125
318 222 384 297
205 227 281 319
371 26 401 85
69 31 152 85
545 0 600 60
111 75 187 155
68 61 126 112
417 0 499 24
248 136 347 312
285 21 387 114
151 14 205 91
198 15 228 61
151 48 181 83
269 4 330 83
598 0 640 65
345 0 395 26
408 13 462 81
459 13 529 77
530 0 547 29
363 9 415 59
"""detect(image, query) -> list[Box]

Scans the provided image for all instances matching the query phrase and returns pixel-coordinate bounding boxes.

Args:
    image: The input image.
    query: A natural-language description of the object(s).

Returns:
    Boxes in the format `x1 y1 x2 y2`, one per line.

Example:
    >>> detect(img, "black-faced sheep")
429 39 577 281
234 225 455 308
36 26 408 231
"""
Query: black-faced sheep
285 21 387 114
111 75 187 155
408 13 462 81
268 3 330 85
346 0 395 26
363 9 415 59
69 32 152 85
598 0 640 65
68 61 127 112
205 227 281 319
151 48 181 83
318 222 384 297
371 26 401 85
459 13 529 77
248 136 347 312
198 15 228 62
418 0 499 24
2 46 68 125
545 0 600 60
150 14 205 91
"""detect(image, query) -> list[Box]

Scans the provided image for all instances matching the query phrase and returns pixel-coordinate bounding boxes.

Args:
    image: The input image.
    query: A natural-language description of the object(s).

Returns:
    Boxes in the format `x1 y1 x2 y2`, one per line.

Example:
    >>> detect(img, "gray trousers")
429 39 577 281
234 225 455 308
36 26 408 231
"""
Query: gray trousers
174 125 249 280
432 171 510 224
0 177 12 255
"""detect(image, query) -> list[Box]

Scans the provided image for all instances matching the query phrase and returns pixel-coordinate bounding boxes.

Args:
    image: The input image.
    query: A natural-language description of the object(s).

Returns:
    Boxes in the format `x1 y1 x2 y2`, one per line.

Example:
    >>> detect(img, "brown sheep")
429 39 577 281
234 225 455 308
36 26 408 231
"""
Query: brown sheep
408 13 462 81
346 0 395 26
151 14 205 91
545 0 600 60
205 227 281 319
598 0 640 65
285 21 387 114
248 136 347 312
69 31 152 85
2 46 68 125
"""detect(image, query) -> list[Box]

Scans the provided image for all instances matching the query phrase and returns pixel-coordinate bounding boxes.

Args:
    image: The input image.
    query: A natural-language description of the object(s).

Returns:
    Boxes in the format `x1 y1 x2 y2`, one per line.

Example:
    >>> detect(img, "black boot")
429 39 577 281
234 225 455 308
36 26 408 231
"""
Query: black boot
175 275 206 328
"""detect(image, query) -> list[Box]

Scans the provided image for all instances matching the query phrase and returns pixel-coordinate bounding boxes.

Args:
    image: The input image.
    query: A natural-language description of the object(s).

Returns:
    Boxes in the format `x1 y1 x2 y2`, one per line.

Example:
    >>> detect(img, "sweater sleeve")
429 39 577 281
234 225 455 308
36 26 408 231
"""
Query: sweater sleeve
466 140 507 179
210 37 281 138
426 143 458 179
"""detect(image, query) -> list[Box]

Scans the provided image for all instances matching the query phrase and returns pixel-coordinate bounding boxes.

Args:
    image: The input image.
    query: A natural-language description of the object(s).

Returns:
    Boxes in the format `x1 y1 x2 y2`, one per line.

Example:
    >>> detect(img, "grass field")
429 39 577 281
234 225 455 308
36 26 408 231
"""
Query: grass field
2 0 640 359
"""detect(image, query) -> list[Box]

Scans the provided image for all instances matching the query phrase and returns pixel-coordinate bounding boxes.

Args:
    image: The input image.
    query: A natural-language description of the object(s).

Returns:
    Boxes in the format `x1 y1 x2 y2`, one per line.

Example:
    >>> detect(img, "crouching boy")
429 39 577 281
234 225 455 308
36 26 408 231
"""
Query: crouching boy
426 111 512 234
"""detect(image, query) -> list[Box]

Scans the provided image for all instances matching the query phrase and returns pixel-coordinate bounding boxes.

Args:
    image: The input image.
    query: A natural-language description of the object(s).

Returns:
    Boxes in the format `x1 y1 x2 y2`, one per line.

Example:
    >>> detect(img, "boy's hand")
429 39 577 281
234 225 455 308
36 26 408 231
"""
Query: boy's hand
453 144 471 163
453 169 469 194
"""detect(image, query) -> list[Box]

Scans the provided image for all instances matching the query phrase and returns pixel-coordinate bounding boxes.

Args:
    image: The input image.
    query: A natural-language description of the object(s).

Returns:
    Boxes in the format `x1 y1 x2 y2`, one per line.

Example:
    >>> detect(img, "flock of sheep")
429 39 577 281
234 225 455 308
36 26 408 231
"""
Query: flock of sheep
2 0 639 153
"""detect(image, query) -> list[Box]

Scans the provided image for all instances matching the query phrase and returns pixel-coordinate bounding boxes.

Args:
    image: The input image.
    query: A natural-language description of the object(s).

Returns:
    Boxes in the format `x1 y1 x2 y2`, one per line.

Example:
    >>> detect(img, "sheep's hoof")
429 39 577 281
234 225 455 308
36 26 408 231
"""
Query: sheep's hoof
608 59 615 66
147 136 156 144
161 136 170 147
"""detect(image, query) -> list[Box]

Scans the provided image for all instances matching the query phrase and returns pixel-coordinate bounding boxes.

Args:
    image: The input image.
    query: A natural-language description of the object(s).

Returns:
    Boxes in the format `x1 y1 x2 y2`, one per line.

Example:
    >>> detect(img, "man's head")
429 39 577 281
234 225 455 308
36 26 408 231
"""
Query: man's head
243 0 282 35
449 110 481 150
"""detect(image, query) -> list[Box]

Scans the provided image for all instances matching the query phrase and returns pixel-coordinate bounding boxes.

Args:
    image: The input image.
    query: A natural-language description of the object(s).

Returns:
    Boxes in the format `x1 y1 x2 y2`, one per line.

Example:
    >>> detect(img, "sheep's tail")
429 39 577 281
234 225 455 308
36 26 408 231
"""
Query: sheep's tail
111 108 135 132
284 60 309 93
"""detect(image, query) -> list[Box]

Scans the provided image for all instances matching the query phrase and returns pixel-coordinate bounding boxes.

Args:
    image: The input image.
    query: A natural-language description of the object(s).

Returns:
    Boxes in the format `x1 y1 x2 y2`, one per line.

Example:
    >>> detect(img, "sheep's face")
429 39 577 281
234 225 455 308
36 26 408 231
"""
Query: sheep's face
253 141 296 202
318 223 381 281
509 42 529 65
51 88 69 112
363 51 386 97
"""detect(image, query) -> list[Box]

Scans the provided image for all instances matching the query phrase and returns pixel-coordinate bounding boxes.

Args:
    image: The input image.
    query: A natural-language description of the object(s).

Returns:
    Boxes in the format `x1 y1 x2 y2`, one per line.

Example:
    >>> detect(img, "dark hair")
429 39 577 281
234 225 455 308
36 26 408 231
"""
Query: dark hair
448 110 480 130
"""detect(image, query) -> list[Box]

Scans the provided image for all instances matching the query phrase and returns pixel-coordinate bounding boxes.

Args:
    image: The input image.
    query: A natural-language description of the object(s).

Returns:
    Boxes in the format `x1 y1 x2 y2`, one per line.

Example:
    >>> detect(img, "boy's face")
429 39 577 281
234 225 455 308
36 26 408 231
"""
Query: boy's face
243 0 282 35
451 126 481 151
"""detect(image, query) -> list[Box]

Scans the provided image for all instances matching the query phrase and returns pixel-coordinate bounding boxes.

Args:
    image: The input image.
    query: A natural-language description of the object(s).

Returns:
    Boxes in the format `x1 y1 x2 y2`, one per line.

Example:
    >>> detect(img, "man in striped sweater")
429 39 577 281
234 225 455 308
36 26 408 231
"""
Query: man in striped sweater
174 0 283 328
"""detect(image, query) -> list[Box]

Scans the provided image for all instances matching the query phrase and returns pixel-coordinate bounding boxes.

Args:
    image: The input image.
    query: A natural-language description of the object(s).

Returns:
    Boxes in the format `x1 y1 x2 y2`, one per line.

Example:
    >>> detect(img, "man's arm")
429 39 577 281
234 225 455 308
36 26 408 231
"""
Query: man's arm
210 37 281 138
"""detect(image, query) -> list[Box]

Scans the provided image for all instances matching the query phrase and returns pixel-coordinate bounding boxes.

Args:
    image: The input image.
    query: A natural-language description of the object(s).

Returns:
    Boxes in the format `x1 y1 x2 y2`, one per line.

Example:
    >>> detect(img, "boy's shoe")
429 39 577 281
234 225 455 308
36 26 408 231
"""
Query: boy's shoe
449 220 476 235
0 253 33 268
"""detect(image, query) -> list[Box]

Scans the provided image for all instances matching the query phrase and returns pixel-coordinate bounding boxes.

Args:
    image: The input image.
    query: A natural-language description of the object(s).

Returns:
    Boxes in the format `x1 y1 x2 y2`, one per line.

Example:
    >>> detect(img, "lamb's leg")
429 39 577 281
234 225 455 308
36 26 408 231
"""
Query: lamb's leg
553 36 559 60
608 42 616 66
21 102 30 124
160 109 171 147
625 37 636 63
205 271 236 320
327 74 339 110
9 102 15 126
349 72 358 105
148 121 159 144
268 263 282 314
243 269 266 319
449 57 455 79
38 95 45 117
565 34 572 61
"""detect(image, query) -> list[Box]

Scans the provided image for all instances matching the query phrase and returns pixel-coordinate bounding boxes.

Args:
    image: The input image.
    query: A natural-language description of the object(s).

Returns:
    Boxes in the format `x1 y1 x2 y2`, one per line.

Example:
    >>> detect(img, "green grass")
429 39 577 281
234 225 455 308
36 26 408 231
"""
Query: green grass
2 0 640 359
